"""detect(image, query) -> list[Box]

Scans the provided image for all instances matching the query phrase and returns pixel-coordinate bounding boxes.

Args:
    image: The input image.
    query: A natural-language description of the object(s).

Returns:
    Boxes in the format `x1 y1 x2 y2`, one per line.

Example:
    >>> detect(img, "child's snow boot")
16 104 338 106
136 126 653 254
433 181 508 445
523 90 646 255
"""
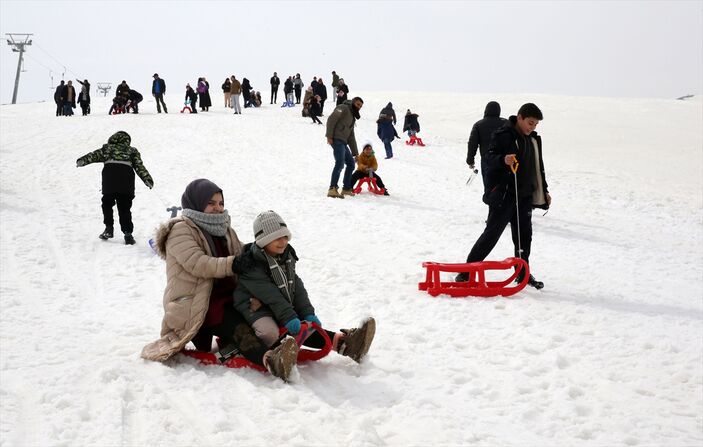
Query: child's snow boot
337 317 376 363
327 187 344 199
99 227 114 240
264 336 299 382
124 233 136 245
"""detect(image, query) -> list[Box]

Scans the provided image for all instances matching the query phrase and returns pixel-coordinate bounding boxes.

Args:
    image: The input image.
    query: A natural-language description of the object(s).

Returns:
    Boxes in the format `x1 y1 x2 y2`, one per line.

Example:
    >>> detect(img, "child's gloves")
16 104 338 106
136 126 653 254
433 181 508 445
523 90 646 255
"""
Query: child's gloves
285 318 301 335
303 314 322 327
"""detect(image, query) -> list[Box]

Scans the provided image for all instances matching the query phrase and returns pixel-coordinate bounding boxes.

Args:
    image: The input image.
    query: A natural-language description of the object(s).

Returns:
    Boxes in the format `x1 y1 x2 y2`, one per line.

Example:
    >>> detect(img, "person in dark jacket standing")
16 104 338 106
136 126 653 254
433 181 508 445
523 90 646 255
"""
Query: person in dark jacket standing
270 72 280 104
76 79 91 116
456 103 551 289
152 74 168 113
325 97 363 198
76 131 154 245
197 77 211 111
314 78 328 115
336 78 349 105
292 73 303 104
282 76 294 106
61 80 76 116
467 101 507 192
54 80 65 116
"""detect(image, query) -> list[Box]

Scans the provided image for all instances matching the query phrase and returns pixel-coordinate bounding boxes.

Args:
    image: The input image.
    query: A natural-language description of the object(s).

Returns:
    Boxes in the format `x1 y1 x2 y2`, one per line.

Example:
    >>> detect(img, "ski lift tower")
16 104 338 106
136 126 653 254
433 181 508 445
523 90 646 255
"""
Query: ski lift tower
97 83 112 97
5 33 33 104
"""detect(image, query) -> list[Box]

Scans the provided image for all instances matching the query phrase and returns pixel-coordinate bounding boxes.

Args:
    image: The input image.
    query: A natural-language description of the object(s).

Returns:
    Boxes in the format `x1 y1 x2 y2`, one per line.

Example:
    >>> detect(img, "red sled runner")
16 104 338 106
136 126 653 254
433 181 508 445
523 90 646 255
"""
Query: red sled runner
179 322 333 371
352 177 386 195
405 135 425 146
419 257 529 297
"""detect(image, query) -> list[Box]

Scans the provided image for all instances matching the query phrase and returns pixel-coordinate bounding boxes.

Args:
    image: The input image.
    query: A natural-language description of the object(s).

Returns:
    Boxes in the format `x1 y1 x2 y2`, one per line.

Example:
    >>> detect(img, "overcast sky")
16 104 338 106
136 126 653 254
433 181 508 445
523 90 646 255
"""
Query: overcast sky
1 0 701 104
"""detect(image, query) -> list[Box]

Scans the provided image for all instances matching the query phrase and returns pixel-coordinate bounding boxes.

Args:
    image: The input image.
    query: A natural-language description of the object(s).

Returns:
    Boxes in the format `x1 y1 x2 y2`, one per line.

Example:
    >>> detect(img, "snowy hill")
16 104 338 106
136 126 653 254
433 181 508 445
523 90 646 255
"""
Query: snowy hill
1 92 702 446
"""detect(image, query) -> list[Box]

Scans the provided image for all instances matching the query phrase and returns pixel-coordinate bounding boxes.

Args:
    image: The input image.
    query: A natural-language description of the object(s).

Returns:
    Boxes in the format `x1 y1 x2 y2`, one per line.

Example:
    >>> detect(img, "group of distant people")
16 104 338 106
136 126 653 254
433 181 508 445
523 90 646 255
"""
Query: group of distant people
54 79 90 116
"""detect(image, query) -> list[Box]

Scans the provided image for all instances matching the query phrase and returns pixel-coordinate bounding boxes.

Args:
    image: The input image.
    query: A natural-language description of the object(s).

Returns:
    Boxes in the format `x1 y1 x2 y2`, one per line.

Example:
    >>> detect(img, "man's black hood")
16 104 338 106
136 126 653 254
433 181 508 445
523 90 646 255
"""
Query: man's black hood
484 101 501 118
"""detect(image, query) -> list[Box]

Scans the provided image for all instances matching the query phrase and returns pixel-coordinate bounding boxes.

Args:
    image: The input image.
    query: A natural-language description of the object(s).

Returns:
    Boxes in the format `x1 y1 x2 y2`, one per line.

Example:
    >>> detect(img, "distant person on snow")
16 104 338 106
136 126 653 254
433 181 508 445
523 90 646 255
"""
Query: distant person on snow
377 102 400 159
402 109 423 143
197 77 211 112
282 76 294 106
75 131 154 245
325 96 364 198
185 84 198 113
336 78 349 105
456 103 550 289
230 75 242 114
126 89 143 114
54 80 65 116
233 210 376 367
152 74 168 113
308 95 323 124
222 77 232 107
314 78 328 115
61 80 76 116
140 179 300 382
241 78 253 108
76 79 91 116
351 142 390 195
270 72 280 104
293 73 304 104
467 101 507 192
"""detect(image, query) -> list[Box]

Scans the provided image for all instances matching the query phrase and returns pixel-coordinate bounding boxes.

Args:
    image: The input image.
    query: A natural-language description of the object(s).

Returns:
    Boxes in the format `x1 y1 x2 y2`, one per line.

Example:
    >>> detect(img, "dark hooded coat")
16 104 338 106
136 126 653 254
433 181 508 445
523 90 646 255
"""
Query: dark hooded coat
467 101 507 166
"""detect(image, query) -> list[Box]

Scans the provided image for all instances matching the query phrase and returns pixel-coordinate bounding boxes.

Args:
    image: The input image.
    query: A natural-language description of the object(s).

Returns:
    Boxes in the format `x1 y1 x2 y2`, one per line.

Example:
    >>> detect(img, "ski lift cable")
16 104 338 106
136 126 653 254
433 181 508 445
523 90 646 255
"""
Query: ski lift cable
33 42 81 79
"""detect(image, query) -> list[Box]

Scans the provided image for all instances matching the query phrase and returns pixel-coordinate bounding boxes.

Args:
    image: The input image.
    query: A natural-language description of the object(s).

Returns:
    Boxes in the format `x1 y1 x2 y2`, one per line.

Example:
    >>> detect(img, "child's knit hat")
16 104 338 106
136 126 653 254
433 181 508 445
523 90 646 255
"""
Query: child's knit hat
253 210 292 248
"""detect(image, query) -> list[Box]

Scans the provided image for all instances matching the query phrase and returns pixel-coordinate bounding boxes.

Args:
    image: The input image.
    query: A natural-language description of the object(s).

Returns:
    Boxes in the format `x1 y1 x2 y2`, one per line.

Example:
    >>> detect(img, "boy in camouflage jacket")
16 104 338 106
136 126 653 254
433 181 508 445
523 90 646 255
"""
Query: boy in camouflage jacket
76 131 153 245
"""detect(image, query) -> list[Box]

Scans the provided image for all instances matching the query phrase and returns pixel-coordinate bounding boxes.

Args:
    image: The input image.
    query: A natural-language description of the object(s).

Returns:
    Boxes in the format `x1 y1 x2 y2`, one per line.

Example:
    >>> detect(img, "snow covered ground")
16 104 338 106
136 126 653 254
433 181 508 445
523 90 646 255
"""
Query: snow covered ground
1 92 701 447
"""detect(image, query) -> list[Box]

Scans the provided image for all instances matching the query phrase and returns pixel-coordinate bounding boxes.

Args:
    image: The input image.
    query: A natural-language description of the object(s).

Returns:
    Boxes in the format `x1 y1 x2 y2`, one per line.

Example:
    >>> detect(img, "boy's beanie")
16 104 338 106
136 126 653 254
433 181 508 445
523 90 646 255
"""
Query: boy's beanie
253 211 292 248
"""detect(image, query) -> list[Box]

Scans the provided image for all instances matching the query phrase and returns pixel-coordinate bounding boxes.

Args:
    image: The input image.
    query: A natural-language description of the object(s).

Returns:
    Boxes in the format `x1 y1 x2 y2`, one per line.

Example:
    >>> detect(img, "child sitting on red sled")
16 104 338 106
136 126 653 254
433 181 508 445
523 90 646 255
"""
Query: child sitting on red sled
403 109 425 146
233 210 376 364
351 142 390 195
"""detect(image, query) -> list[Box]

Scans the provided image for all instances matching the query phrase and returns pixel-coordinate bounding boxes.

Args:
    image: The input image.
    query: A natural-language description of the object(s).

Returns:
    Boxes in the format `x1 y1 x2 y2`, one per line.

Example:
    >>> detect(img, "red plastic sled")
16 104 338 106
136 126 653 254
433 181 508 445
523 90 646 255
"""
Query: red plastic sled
418 257 529 297
352 177 386 195
180 322 333 371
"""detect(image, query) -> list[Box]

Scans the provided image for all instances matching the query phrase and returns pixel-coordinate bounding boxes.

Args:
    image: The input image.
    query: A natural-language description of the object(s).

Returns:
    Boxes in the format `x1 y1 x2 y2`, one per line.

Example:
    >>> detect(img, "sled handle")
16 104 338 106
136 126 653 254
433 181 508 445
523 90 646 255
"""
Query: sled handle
510 161 519 174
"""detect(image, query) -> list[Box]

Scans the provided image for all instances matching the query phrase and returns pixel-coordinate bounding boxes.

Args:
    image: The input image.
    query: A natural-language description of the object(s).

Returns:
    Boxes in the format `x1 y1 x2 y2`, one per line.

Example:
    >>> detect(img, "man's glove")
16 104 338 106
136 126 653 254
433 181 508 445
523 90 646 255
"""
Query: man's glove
303 314 321 327
285 318 301 335
76 160 85 167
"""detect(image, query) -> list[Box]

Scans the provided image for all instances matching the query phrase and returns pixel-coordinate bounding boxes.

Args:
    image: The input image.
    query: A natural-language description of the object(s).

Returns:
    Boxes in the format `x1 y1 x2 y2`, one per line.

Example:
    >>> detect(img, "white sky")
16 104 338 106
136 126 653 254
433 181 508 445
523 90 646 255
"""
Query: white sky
1 0 702 104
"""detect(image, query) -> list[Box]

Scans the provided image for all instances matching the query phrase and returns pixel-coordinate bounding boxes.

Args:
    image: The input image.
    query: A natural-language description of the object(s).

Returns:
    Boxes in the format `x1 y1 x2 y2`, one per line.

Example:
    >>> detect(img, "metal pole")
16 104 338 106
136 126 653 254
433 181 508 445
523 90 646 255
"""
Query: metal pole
11 45 25 104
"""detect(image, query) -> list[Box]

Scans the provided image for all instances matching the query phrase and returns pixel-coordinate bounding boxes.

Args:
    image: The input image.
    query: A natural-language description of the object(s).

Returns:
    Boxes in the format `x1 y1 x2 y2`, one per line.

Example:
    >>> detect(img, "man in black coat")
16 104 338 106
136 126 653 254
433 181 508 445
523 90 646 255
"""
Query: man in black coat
127 90 143 113
54 81 64 116
314 78 328 115
467 101 507 192
270 72 280 104
457 103 551 289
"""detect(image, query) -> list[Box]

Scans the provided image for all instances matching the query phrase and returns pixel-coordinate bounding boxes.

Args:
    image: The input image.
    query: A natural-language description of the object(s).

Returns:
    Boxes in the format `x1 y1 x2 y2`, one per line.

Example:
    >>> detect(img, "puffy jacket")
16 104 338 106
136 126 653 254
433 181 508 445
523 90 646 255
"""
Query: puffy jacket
76 131 153 194
377 119 399 141
355 151 378 173
141 217 242 361
325 100 360 156
233 243 314 326
467 101 507 165
403 113 420 133
230 79 241 95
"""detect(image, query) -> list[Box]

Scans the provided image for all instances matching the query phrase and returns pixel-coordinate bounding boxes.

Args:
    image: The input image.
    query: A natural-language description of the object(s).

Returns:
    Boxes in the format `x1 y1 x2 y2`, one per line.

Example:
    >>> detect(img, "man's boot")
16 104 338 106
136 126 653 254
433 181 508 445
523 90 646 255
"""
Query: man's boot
341 188 356 197
124 233 136 245
99 227 114 240
327 187 344 199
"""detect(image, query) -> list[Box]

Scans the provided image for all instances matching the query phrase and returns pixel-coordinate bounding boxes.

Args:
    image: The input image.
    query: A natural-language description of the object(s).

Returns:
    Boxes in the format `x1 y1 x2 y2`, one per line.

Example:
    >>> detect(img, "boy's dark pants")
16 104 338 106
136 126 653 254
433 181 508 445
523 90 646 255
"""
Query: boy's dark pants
102 193 134 234
351 171 386 188
465 195 533 264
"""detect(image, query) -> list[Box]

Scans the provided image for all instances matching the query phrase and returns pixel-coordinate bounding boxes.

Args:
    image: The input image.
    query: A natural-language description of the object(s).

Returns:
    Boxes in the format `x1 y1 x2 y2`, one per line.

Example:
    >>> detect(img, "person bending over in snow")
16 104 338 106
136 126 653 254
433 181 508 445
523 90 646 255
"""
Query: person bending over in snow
233 210 376 366
141 179 299 382
75 131 153 245
351 142 389 195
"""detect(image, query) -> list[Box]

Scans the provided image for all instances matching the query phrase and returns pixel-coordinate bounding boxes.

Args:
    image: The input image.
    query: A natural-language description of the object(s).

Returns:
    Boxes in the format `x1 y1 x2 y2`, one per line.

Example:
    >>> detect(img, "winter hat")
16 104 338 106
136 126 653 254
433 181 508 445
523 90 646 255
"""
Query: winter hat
181 179 223 212
253 211 292 248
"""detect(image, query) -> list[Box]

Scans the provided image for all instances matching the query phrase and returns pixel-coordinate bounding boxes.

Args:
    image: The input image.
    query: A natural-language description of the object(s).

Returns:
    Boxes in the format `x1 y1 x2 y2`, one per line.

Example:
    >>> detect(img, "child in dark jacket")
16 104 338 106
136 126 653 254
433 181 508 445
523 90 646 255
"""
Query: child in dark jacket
351 142 389 195
76 131 154 244
233 211 376 363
